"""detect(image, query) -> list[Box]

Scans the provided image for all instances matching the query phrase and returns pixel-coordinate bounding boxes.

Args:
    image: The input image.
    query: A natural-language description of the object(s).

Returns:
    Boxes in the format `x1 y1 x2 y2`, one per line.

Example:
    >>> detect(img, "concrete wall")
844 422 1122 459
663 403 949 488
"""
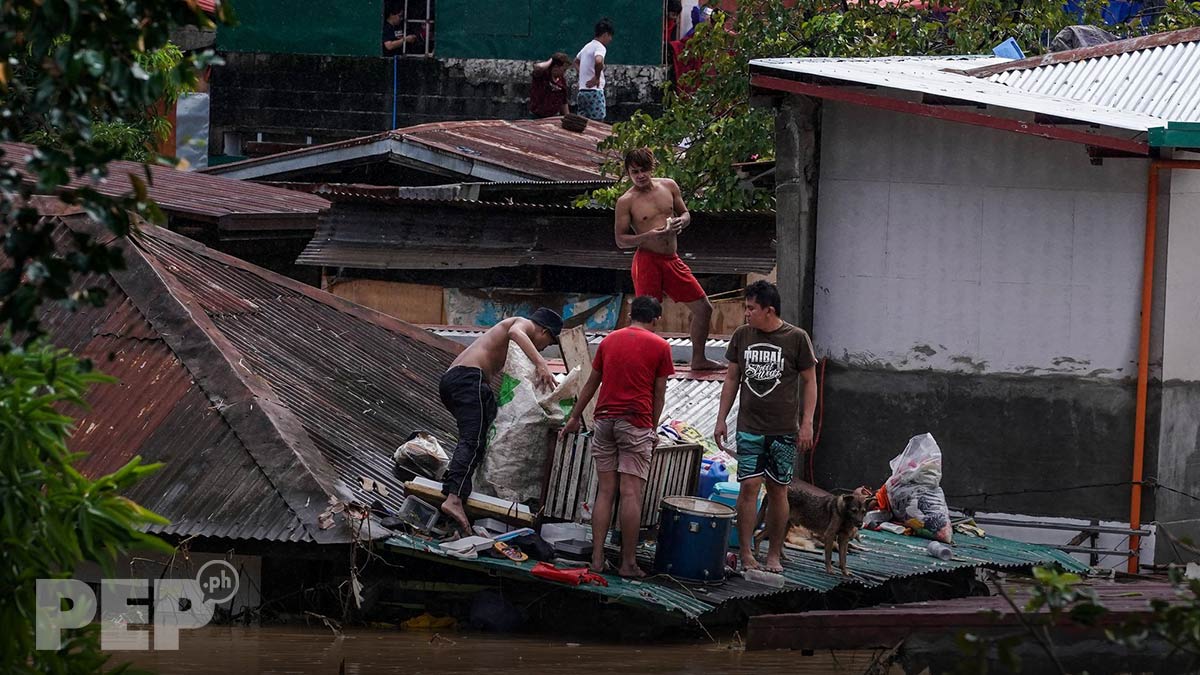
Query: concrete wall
802 101 1155 524
210 52 663 149
1155 156 1200 560
815 102 1148 378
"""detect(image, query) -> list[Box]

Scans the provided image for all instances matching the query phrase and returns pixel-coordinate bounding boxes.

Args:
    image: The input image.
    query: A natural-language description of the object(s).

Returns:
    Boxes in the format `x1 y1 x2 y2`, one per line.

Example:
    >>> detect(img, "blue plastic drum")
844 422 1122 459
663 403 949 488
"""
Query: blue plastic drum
653 496 736 583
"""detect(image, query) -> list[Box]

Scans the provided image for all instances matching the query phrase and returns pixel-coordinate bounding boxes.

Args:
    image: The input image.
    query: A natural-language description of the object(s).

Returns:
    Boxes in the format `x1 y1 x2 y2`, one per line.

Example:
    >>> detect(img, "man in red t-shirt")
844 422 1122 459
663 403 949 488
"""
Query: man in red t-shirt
562 296 675 577
529 52 571 118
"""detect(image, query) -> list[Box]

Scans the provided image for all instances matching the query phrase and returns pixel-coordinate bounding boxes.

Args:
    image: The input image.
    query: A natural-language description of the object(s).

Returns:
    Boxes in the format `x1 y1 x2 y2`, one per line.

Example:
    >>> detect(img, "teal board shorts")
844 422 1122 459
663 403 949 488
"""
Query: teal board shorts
735 431 796 485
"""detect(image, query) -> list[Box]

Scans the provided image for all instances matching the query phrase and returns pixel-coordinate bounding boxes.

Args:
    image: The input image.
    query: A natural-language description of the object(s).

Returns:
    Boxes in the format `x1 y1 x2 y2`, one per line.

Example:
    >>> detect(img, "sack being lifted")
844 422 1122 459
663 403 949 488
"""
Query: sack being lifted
474 341 582 503
880 433 953 543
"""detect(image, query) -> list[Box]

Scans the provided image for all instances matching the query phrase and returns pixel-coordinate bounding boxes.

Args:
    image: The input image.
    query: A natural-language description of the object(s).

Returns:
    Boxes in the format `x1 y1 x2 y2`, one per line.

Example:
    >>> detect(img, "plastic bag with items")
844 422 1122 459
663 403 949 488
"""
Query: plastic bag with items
883 433 952 543
393 431 449 480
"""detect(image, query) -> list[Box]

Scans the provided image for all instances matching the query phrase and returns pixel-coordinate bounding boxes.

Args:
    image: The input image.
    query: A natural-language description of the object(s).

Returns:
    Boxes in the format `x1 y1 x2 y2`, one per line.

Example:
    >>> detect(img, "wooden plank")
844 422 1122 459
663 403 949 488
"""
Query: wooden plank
326 279 444 323
658 297 745 335
404 478 532 524
745 583 1184 651
558 326 596 427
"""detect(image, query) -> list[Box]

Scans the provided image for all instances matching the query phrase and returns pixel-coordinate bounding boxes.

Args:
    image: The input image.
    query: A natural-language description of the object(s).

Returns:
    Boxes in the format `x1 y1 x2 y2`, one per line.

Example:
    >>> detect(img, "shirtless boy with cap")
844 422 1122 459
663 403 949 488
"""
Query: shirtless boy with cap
438 308 563 531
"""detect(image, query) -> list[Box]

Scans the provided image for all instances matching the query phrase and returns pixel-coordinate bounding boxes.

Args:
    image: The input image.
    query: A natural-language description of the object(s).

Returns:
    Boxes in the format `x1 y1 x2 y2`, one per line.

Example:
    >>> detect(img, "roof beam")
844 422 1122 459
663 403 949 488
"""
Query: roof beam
751 75 1149 156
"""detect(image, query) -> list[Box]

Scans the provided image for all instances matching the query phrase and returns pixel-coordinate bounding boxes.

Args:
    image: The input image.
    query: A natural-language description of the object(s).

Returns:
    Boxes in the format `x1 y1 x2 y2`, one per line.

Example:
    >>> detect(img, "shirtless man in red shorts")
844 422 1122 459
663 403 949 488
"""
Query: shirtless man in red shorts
614 148 723 370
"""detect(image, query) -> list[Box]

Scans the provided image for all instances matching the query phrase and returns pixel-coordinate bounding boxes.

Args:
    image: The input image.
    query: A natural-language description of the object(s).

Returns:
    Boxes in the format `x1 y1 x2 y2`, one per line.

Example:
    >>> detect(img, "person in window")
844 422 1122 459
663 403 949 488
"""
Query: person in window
383 2 424 56
529 52 571 118
665 0 682 42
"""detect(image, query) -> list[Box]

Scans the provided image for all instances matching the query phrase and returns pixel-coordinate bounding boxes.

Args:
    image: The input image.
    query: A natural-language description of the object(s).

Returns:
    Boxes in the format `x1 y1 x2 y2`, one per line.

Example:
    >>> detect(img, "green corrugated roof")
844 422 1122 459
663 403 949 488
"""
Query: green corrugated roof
384 529 1088 622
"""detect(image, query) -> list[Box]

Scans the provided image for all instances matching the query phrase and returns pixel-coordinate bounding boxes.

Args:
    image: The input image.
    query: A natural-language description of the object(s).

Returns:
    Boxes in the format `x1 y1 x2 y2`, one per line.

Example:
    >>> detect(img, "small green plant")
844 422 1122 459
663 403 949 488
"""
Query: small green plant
0 343 172 673
955 565 1200 673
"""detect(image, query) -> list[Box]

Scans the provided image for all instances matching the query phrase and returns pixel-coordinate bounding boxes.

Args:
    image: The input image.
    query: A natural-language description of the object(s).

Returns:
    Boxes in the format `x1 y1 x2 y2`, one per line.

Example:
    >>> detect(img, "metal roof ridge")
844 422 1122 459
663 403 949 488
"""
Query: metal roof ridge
138 223 466 355
961 26 1200 78
199 131 394 174
56 214 353 545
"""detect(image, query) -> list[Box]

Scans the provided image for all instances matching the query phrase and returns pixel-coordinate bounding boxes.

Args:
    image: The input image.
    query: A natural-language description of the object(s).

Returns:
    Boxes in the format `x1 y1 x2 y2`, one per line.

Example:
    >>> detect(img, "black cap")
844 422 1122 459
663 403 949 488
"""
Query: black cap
528 307 563 342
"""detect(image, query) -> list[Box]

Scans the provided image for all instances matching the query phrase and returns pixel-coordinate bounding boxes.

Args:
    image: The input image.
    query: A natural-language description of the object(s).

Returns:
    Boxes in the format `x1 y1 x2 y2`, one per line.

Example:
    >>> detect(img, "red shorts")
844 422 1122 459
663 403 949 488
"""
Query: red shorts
631 249 706 303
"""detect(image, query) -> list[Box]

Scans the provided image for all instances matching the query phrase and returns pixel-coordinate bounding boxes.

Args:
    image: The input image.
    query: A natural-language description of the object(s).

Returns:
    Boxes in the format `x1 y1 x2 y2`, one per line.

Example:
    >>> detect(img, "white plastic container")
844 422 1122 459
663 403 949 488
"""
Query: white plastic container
927 541 953 561
743 568 786 588
540 522 588 545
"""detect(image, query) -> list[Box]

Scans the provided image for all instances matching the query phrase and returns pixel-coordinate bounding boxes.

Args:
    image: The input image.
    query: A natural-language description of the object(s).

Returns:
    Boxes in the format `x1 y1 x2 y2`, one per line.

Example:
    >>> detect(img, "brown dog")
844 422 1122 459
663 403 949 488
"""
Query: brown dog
753 484 872 575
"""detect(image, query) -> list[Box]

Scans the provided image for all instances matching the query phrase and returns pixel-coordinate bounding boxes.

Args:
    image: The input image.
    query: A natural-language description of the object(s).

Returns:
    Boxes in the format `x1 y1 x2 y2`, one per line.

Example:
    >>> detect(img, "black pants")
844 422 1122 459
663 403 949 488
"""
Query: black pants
439 366 498 498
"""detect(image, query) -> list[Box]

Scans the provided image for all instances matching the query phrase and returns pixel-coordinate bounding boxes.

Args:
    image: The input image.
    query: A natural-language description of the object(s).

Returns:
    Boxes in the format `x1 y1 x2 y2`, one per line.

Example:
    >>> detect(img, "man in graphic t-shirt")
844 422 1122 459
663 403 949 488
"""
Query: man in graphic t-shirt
714 281 817 574
574 18 614 121
562 296 674 578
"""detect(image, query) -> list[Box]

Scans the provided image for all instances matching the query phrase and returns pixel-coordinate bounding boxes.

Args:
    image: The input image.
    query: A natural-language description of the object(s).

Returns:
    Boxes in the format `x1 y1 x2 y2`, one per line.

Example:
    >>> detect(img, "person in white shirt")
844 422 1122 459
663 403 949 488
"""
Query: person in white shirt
574 18 614 121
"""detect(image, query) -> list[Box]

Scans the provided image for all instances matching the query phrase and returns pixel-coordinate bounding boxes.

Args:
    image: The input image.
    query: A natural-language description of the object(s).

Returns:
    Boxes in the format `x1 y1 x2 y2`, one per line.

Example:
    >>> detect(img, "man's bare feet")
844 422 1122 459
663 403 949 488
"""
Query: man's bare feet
740 552 760 571
590 556 607 574
690 358 726 371
439 494 471 533
618 564 646 579
763 555 784 574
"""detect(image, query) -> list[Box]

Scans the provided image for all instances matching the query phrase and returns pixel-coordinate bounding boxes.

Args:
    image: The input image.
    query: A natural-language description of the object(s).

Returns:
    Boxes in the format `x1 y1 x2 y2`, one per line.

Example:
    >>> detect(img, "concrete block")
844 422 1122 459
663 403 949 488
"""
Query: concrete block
815 178 888 278
886 183 983 282
981 187 1074 284
978 280 1072 371
1069 282 1139 374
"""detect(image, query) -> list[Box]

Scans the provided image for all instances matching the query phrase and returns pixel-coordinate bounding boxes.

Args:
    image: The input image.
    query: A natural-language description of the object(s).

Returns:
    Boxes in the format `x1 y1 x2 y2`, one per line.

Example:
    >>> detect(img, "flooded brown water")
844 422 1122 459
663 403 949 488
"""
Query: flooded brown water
114 626 901 674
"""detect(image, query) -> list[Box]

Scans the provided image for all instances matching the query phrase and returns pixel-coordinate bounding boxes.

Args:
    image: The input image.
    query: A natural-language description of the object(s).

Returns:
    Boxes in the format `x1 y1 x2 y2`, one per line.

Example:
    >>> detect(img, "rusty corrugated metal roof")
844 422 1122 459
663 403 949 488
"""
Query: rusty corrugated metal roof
0 141 329 228
46 252 310 543
34 214 460 544
138 230 460 514
201 117 616 182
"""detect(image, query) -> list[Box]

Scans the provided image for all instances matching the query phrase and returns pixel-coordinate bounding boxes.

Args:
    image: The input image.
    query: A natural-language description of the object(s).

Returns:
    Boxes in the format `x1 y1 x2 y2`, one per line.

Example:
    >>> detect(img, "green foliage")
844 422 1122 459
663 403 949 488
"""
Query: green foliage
0 0 235 338
0 343 172 673
956 565 1200 672
0 1 237 671
23 44 191 163
1107 567 1200 667
592 0 1200 210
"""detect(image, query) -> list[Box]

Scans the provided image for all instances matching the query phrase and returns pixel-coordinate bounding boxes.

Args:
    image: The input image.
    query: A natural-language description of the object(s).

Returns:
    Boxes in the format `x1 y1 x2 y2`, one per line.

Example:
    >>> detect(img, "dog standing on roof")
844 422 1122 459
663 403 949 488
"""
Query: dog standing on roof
752 483 874 576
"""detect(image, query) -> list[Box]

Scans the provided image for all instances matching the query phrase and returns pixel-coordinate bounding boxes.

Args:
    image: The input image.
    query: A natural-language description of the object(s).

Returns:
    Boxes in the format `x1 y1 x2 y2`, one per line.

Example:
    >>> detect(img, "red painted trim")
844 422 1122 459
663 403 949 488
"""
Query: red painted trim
750 74 1150 156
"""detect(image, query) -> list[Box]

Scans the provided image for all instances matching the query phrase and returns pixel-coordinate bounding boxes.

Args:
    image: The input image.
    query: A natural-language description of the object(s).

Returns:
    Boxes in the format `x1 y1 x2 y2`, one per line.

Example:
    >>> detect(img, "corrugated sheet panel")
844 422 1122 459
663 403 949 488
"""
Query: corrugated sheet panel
661 378 738 440
296 199 776 274
750 55 1167 132
1 141 329 222
398 118 616 182
987 41 1200 122
42 257 309 543
386 528 1088 621
137 231 460 515
204 118 616 182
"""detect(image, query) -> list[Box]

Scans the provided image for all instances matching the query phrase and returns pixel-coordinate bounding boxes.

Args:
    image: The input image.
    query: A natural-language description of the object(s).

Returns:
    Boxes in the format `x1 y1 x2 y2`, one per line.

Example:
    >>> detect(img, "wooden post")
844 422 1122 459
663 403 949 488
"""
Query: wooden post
558 326 596 428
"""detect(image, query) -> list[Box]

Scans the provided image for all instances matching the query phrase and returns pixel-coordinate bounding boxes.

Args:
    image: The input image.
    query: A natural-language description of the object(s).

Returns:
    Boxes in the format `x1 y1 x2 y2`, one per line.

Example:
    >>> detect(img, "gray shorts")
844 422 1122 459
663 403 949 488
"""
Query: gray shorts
591 418 654 479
